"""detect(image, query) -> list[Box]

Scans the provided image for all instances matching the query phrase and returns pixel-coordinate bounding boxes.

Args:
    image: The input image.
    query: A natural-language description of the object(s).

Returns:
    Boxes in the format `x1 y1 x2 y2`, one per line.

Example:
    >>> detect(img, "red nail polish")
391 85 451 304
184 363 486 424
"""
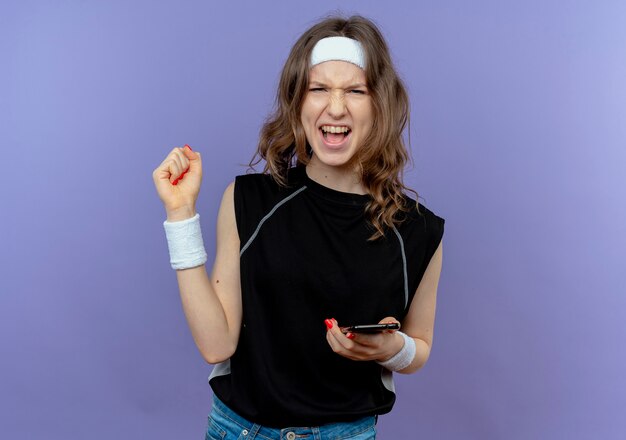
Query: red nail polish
324 319 333 330
184 144 192 151
172 168 189 186
347 332 355 339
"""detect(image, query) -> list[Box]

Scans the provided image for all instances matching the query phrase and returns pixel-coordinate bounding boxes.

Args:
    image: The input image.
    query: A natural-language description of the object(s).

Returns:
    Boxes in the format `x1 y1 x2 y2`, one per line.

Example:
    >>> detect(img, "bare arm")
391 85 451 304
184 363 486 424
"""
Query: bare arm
172 182 242 364
153 146 241 364
396 239 444 374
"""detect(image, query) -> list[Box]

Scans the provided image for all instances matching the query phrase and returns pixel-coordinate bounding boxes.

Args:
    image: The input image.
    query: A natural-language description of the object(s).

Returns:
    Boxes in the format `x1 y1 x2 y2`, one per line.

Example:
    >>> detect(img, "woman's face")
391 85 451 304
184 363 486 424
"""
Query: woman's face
301 60 374 171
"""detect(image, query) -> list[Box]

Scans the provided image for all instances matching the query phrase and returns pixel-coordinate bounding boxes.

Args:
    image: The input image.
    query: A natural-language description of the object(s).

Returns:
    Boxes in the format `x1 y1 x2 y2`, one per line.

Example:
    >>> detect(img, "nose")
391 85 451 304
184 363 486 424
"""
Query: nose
326 91 347 119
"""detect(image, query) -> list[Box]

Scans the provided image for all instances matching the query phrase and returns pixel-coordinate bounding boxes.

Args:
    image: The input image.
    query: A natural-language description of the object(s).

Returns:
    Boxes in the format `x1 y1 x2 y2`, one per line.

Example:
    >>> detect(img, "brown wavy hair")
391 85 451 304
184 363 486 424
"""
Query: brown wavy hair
250 15 421 240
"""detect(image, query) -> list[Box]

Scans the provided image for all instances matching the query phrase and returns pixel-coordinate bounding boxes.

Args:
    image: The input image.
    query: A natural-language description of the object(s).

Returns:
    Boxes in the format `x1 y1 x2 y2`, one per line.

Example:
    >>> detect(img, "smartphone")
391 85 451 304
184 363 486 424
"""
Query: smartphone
340 323 400 334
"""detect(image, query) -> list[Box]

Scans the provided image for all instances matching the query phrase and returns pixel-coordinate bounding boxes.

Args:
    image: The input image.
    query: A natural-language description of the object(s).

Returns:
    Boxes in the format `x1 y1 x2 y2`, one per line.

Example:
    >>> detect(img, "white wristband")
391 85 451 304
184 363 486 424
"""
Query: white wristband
376 332 416 372
163 213 208 270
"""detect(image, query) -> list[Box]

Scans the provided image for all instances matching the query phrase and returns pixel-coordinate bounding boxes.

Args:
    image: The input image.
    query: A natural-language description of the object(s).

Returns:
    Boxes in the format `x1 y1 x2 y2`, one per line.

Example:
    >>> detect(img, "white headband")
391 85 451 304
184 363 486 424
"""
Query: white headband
310 36 366 70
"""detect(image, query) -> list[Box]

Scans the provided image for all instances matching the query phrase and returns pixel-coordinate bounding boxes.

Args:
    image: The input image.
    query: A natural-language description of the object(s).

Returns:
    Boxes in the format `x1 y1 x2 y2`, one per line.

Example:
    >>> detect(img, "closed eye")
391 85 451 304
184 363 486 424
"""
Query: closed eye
309 88 326 92
349 89 367 95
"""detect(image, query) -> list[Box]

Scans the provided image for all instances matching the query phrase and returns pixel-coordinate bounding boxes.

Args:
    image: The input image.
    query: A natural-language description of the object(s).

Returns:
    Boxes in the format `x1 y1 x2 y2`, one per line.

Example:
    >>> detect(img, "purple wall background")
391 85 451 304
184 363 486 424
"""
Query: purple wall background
2 0 625 438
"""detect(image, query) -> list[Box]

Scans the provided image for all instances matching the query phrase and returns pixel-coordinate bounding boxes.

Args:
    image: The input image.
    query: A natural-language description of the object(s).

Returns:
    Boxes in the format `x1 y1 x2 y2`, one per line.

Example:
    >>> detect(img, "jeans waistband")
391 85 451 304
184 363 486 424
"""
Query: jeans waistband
211 394 376 439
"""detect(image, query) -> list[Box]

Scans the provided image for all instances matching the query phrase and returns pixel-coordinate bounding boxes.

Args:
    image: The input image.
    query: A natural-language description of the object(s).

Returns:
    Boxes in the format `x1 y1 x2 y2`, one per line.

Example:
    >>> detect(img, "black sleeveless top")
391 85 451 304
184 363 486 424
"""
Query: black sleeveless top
209 166 445 427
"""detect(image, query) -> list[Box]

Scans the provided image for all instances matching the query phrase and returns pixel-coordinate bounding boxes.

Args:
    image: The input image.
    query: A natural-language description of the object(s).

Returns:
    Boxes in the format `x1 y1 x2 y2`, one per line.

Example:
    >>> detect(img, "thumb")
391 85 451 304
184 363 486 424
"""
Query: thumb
182 145 202 171
379 316 401 333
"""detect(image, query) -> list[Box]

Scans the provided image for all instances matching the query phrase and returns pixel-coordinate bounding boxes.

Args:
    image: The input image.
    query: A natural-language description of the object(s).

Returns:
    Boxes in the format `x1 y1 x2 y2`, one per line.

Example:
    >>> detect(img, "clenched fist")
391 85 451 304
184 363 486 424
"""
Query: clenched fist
152 145 203 221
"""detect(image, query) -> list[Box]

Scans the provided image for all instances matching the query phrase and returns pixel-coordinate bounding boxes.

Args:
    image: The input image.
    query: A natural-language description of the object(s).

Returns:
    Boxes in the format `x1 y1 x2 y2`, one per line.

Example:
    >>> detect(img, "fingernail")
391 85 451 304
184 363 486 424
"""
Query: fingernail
346 332 355 339
173 168 190 185
324 319 333 330
184 144 192 151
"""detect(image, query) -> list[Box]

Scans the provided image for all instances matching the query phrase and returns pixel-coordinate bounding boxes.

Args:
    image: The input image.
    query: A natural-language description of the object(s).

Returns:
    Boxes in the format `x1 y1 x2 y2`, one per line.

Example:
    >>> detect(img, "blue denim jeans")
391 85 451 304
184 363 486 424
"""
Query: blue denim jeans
205 395 377 440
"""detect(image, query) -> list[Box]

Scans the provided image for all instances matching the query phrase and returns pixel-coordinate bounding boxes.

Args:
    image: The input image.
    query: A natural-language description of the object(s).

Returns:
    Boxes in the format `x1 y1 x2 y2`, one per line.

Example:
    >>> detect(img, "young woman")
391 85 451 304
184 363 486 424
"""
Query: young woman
153 15 445 440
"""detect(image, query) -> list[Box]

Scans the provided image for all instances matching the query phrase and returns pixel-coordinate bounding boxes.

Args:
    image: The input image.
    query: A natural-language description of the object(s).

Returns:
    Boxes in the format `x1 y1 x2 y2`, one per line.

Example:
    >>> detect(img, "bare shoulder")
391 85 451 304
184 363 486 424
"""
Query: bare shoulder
216 181 238 241
223 181 236 202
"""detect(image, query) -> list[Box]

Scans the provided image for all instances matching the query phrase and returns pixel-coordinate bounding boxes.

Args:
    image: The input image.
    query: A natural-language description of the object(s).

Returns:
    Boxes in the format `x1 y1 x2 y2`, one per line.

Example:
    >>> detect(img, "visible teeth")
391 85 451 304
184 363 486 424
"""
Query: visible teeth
321 125 350 133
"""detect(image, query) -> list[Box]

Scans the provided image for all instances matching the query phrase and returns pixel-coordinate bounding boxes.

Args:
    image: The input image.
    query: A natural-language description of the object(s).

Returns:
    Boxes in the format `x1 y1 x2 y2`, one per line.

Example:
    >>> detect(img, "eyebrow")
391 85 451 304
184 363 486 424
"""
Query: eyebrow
309 81 368 89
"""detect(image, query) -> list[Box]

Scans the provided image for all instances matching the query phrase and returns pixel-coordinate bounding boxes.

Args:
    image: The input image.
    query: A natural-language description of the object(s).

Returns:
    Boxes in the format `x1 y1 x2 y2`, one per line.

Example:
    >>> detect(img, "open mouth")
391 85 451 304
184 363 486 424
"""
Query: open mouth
319 125 352 145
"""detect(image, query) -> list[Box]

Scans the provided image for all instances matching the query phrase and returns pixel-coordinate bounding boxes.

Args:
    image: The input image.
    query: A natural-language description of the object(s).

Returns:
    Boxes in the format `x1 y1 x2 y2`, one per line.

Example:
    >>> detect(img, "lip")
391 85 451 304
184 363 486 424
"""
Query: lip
319 127 352 149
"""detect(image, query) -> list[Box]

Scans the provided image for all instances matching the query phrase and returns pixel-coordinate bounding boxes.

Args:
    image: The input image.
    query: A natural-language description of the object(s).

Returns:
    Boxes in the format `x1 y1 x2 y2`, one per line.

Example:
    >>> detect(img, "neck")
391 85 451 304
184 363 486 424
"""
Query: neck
305 156 366 195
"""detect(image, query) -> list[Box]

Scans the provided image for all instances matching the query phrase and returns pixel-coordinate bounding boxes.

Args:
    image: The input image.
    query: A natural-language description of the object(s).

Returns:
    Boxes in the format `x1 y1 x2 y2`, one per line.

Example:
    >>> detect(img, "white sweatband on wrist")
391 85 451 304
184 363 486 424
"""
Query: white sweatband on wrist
376 332 416 372
163 213 208 270
310 36 366 69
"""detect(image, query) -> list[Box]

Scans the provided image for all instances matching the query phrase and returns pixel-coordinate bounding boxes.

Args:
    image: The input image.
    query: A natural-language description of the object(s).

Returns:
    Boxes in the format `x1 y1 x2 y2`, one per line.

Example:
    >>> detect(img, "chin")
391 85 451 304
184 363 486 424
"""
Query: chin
310 150 356 169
